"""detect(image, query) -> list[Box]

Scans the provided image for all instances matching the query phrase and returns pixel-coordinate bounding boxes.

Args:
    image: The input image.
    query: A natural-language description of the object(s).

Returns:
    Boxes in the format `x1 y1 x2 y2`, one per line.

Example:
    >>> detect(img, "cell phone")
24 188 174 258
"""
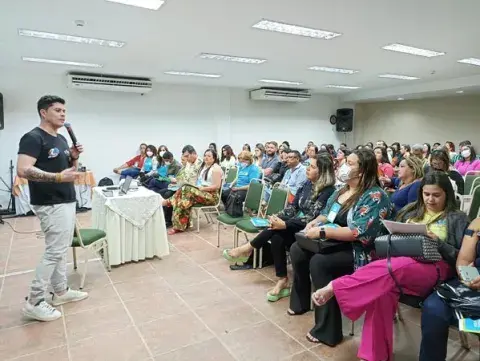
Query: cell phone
458 266 480 283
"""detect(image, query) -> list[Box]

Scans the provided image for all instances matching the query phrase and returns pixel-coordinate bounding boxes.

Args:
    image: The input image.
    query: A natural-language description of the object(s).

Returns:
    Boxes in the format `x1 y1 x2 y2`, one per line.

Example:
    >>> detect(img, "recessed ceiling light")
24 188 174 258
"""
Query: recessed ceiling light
164 71 221 78
18 29 125 48
456 90 464 94
259 79 303 85
378 74 420 80
382 43 445 58
22 57 103 68
252 19 341 40
325 85 360 90
308 66 358 74
397 97 404 100
105 0 165 10
458 58 480 66
200 53 266 64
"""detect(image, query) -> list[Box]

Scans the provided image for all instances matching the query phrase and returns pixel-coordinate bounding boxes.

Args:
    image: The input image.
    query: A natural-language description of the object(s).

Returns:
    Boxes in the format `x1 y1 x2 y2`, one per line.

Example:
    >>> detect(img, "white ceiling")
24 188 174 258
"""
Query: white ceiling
2 0 480 102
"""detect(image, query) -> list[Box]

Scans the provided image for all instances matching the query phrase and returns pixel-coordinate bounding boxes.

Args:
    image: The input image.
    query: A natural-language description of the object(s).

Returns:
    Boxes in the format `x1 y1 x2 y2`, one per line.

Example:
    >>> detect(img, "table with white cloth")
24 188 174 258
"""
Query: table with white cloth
13 171 96 215
91 186 169 266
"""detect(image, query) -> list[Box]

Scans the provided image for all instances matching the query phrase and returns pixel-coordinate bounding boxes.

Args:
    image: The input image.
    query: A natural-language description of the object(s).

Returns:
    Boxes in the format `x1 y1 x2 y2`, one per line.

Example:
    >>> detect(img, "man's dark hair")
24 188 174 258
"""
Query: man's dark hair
37 95 65 116
182 145 196 155
162 151 174 160
289 150 302 160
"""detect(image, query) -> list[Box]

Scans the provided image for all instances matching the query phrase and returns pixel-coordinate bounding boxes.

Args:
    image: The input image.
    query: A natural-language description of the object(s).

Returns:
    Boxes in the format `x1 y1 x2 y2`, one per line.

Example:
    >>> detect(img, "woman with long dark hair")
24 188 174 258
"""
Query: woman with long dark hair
311 172 468 361
220 145 236 169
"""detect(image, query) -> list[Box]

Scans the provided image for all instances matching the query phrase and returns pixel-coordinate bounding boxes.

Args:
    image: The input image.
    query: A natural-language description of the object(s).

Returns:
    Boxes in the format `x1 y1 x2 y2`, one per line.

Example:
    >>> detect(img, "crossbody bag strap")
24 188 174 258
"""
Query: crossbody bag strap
387 234 404 296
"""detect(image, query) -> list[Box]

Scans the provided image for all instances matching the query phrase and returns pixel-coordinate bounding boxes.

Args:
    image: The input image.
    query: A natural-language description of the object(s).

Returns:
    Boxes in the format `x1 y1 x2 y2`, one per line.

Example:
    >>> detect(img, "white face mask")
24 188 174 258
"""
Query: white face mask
461 149 471 158
164 161 171 166
387 150 393 157
337 163 352 182
146 151 153 157
159 151 165 157
240 162 249 168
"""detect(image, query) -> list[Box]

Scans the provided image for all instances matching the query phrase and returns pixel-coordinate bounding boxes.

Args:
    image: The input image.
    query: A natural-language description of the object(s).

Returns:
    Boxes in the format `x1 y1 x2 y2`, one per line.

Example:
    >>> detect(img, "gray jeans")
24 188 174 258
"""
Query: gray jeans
29 202 76 304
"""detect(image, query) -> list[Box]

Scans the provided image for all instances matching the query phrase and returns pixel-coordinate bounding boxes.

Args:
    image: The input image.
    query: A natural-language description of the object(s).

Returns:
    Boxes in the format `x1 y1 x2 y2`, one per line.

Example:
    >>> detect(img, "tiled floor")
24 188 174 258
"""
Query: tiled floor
0 212 479 360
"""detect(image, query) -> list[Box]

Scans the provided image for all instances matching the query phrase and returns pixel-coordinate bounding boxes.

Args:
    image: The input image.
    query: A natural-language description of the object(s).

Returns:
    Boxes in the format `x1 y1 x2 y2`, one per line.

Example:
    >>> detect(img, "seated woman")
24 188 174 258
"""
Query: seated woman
113 143 147 179
383 156 424 213
163 149 222 235
147 151 181 193
138 145 158 182
221 150 260 205
253 144 265 168
374 146 394 178
223 154 336 301
455 145 480 176
220 145 237 169
303 145 318 166
419 217 479 361
427 149 464 194
311 172 469 361
242 144 251 152
287 148 392 347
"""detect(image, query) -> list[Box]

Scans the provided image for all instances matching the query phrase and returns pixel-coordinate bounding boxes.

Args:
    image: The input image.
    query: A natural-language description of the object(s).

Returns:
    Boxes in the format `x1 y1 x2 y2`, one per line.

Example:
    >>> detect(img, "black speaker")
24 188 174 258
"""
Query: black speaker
0 93 3 130
335 108 353 132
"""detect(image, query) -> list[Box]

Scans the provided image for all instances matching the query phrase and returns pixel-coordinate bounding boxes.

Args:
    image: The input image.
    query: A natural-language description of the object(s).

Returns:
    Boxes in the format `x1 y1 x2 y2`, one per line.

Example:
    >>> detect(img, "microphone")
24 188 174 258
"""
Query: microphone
64 122 79 149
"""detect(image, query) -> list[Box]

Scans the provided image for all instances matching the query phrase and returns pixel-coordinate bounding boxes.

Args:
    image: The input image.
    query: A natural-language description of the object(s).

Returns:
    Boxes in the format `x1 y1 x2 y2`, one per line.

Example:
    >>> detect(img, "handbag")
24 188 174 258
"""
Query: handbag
225 190 245 218
295 232 352 254
375 233 442 263
436 278 480 320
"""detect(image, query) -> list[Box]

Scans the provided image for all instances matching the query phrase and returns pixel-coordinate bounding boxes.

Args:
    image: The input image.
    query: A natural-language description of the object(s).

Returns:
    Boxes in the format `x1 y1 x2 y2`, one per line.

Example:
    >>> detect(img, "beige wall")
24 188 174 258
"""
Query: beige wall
353 95 480 149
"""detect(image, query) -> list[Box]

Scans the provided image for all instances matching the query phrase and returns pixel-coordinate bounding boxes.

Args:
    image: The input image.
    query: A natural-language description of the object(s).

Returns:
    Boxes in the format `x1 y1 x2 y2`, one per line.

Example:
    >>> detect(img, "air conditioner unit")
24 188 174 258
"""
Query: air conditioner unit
249 87 311 102
67 73 153 94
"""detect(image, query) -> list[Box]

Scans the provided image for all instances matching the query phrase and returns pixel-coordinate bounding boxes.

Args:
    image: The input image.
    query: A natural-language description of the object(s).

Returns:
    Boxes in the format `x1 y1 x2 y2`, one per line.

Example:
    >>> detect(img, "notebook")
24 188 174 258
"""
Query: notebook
250 217 270 228
459 318 480 334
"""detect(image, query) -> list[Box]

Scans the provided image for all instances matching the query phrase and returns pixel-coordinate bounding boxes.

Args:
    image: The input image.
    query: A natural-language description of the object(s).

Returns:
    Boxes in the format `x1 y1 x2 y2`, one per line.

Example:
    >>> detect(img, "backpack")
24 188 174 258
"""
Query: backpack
98 177 114 187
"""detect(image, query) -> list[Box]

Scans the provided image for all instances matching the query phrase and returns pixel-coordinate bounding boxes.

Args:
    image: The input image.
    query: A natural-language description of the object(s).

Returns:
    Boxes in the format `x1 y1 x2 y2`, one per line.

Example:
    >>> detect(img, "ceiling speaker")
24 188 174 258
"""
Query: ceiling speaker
335 108 353 132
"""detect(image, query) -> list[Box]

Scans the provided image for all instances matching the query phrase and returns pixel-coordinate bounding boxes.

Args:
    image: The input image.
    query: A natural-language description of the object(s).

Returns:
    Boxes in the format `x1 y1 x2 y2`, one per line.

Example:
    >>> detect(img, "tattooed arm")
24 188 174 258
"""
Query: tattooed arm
17 154 57 182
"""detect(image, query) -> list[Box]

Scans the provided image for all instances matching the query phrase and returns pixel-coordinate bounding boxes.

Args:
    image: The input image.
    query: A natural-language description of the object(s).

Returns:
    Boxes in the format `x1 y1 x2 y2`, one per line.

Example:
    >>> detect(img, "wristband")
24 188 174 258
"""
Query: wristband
318 227 326 240
55 173 62 183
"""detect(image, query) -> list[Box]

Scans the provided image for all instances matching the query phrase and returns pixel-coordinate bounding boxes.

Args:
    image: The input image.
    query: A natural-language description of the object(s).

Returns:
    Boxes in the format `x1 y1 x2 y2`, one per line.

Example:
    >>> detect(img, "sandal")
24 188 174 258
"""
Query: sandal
266 288 290 302
287 308 308 316
222 249 249 264
168 229 183 235
306 333 321 344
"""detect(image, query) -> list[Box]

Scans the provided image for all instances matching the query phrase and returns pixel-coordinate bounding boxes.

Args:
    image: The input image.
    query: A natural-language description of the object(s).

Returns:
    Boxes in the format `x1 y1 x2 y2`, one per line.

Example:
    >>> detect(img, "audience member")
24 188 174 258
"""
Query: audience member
157 145 168 157
400 144 411 160
427 149 465 194
181 145 203 185
261 142 280 176
113 143 147 179
281 150 307 197
303 144 318 166
454 144 480 176
253 144 265 168
221 150 260 204
139 144 158 176
265 147 289 184
147 151 181 193
242 143 251 152
374 146 394 178
445 141 457 164
209 143 217 153
387 156 424 213
220 145 237 169
411 143 428 167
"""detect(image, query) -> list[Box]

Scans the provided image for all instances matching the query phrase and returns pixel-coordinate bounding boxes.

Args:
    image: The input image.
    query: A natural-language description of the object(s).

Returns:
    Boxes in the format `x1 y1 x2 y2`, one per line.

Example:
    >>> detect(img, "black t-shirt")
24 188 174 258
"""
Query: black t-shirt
18 127 76 205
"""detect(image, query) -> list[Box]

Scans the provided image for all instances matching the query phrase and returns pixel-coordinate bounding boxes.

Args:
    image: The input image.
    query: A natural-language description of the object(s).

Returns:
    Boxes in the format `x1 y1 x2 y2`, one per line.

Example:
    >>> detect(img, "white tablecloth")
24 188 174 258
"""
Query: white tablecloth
91 186 169 266
14 184 93 215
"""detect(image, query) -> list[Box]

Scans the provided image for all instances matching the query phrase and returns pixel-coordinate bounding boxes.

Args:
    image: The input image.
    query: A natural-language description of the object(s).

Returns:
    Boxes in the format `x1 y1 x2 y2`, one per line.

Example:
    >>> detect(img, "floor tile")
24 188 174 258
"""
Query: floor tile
61 283 121 315
138 311 214 356
176 279 237 309
69 326 150 361
108 260 157 283
6 246 44 274
0 273 33 307
283 350 321 361
65 303 131 343
124 292 186 325
114 274 171 301
183 247 225 264
12 346 69 361
153 338 236 361
220 320 304 361
0 302 38 331
310 337 360 361
0 320 66 360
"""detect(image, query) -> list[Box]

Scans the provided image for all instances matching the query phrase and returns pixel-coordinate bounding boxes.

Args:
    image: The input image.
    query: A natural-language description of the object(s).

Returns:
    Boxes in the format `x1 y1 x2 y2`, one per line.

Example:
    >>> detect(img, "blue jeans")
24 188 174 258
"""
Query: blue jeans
120 168 140 180
419 292 456 361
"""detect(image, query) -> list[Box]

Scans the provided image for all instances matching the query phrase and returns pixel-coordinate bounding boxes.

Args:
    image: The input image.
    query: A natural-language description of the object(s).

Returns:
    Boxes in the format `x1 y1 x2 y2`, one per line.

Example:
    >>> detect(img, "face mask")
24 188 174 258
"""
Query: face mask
337 163 352 182
240 162 248 168
146 151 153 157
320 146 326 151
387 150 393 157
159 151 165 156
461 149 471 158
164 161 171 166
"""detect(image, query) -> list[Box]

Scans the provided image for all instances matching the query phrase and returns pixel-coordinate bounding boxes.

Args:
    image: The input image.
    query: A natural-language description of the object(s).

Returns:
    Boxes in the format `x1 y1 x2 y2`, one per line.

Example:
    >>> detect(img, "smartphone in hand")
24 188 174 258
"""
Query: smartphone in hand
458 266 480 283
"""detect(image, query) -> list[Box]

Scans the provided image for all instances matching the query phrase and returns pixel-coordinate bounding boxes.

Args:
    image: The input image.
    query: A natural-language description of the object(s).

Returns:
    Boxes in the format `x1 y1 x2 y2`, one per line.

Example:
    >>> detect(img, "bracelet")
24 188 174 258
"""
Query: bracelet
55 173 61 183
71 156 79 161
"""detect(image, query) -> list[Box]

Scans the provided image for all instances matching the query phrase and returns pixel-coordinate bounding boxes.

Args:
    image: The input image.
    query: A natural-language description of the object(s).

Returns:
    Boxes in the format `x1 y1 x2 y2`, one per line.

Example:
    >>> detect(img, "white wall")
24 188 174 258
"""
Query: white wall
353 96 480 148
0 72 342 208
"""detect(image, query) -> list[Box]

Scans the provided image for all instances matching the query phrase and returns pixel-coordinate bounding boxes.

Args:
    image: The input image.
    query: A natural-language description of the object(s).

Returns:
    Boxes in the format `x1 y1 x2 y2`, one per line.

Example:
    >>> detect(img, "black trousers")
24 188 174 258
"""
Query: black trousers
159 188 175 225
250 219 304 278
289 241 353 346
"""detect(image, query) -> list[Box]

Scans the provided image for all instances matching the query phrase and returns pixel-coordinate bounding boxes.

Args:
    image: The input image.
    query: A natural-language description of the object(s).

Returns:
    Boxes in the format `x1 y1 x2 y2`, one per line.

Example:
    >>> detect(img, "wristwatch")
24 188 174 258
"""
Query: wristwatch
318 227 326 240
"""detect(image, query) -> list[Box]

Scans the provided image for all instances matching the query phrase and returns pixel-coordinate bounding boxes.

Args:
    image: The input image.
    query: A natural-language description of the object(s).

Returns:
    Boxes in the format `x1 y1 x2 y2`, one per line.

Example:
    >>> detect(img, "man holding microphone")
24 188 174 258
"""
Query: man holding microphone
17 95 88 321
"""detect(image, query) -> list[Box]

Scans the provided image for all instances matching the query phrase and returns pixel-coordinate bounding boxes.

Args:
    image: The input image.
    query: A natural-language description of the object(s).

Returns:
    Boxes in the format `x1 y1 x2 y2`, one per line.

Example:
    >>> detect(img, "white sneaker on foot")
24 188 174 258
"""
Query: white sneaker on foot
23 301 62 322
51 288 89 306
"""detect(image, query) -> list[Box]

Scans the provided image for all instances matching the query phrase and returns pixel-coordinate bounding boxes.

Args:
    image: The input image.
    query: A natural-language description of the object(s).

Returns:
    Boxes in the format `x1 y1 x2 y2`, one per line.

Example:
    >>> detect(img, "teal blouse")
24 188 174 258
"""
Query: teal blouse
320 185 393 270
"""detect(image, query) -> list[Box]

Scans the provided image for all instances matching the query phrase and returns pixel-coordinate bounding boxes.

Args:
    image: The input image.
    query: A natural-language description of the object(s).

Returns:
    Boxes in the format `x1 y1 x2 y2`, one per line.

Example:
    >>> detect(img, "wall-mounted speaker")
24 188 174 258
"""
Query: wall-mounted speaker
0 93 3 130
335 108 353 132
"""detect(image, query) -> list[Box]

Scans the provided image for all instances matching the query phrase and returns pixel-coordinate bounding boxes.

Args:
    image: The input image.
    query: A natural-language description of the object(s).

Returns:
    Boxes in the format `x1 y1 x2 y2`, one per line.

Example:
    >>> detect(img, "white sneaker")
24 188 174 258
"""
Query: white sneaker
23 301 62 322
51 288 89 306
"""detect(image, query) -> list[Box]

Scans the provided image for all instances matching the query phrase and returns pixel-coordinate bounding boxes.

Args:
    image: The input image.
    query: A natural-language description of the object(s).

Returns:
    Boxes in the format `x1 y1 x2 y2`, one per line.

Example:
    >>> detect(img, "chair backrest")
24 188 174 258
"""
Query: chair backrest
465 174 480 195
265 187 288 216
72 220 85 247
225 167 238 184
468 185 480 221
244 179 264 213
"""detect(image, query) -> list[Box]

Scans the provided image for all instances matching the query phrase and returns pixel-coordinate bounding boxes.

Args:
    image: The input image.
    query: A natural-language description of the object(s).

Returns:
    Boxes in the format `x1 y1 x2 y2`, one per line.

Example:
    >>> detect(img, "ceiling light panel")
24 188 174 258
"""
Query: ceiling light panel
164 71 221 78
382 43 445 57
378 74 419 80
308 66 358 74
325 85 360 90
252 19 341 40
18 29 125 48
105 0 165 10
458 58 480 66
200 53 266 64
22 57 103 68
259 79 303 85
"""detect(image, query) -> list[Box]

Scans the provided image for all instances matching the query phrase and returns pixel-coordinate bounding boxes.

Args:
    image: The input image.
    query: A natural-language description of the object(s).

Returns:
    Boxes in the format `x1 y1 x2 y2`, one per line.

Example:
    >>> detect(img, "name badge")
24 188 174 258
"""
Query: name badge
327 202 341 223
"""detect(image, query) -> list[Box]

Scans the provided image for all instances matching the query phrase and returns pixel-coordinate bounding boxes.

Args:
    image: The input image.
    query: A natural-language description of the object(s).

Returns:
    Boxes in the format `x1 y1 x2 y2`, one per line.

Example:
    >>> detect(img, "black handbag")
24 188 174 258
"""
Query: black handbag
295 232 352 254
225 190 245 218
437 278 480 320
375 233 442 263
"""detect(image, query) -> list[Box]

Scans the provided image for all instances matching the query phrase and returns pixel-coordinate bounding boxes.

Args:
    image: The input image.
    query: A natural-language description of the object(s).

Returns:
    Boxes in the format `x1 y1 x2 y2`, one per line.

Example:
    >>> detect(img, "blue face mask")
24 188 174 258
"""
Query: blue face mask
240 162 249 168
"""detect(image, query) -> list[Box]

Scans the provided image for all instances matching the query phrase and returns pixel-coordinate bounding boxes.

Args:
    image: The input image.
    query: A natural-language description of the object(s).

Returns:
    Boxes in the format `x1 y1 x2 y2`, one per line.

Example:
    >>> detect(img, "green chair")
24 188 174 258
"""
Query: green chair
224 167 238 184
464 174 480 195
71 221 110 289
216 179 264 247
192 180 224 233
234 186 288 268
468 185 480 221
